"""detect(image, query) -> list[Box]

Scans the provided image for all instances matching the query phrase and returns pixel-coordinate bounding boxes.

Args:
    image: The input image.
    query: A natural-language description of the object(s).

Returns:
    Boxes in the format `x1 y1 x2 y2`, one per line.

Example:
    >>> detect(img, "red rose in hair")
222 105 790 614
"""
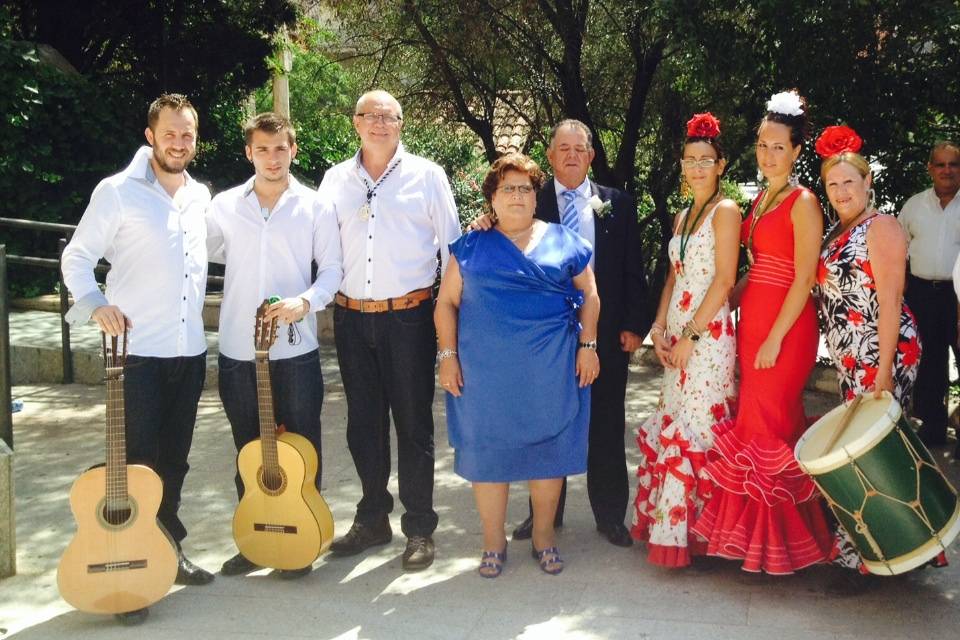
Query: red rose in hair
686 112 721 139
815 125 863 158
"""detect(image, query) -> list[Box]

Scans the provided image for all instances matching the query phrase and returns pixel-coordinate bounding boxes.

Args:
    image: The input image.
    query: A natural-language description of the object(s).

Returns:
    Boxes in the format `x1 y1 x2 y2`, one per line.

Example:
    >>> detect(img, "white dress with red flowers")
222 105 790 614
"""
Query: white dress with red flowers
631 203 737 567
817 214 920 406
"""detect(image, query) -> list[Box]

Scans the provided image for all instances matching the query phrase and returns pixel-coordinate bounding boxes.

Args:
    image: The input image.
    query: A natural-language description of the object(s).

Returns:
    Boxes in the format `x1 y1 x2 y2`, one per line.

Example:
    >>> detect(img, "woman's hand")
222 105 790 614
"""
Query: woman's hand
576 348 600 387
753 335 782 369
669 337 695 370
871 369 894 399
439 357 464 397
652 332 674 368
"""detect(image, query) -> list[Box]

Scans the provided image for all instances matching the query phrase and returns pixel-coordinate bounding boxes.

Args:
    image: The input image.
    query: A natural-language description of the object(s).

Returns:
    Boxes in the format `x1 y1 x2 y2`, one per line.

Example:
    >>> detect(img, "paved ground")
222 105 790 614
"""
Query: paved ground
2 343 959 639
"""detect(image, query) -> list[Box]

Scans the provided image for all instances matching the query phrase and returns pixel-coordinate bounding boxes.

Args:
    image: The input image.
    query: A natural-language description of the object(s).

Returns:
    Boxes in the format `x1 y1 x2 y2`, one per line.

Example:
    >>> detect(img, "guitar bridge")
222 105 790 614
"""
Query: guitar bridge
254 523 298 534
87 559 148 573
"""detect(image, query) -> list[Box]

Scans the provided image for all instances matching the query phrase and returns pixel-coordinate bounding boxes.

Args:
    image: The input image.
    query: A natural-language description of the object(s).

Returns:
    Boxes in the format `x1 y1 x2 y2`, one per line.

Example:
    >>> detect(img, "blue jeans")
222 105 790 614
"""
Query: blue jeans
123 352 206 543
218 349 324 499
334 302 439 537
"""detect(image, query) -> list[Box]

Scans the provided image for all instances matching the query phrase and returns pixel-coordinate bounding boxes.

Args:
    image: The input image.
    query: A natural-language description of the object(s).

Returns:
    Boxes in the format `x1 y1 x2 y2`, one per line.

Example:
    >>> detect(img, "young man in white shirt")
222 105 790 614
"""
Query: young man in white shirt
318 90 461 571
206 112 343 578
899 141 960 455
61 94 215 624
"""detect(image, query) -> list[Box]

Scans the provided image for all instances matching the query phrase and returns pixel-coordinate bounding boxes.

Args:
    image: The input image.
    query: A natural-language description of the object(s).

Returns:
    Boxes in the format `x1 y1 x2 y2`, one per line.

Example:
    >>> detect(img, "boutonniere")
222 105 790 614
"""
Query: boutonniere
588 195 613 218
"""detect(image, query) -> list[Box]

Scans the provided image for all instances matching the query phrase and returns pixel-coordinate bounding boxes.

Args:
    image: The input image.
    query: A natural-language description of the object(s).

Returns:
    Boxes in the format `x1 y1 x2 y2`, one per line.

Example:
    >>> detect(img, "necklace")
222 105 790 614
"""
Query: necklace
822 208 870 251
678 187 719 273
746 181 793 264
501 223 535 243
357 157 402 221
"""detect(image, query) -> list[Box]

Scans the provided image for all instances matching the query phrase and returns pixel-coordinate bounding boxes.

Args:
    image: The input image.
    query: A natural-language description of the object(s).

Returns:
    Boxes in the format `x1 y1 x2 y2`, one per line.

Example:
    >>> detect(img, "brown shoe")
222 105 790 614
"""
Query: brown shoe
329 519 393 557
402 536 435 571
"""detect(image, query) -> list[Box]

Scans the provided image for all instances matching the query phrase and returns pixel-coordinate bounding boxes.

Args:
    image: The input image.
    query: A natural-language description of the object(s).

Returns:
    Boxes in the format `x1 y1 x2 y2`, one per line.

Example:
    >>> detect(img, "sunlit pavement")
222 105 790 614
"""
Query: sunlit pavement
2 343 958 639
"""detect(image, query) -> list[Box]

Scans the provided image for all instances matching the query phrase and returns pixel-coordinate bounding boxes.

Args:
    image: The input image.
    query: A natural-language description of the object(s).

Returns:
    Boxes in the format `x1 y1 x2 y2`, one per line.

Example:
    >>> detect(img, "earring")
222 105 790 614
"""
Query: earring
788 171 800 188
680 175 692 199
756 168 765 184
867 188 876 211
825 202 838 227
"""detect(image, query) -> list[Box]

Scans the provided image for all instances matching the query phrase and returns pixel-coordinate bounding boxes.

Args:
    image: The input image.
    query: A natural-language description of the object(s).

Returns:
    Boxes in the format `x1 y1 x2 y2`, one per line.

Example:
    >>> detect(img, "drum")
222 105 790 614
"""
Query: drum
795 392 959 575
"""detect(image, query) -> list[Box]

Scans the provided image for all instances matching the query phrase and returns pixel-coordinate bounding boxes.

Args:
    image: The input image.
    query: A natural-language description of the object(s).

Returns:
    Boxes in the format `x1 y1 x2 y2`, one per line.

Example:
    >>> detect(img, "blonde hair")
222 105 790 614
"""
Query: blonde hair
820 151 870 183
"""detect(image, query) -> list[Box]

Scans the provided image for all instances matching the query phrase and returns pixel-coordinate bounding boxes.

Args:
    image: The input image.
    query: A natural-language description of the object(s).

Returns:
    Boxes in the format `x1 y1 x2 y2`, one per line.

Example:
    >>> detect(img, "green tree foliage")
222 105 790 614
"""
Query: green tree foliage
325 0 960 325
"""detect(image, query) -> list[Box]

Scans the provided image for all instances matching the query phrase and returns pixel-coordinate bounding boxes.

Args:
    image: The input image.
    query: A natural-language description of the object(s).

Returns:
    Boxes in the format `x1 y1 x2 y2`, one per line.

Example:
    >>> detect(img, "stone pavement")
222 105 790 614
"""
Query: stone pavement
1 344 959 639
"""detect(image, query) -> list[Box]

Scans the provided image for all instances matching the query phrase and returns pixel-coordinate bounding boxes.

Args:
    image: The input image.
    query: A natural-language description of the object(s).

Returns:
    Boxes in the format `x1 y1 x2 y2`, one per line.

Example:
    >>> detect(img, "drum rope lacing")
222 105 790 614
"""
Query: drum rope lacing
817 425 957 572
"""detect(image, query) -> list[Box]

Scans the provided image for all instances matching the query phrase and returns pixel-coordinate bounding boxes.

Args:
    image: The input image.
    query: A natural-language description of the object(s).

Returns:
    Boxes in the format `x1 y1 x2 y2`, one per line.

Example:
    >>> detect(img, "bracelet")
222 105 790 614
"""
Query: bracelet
680 320 702 342
578 340 598 350
437 349 458 362
650 323 665 337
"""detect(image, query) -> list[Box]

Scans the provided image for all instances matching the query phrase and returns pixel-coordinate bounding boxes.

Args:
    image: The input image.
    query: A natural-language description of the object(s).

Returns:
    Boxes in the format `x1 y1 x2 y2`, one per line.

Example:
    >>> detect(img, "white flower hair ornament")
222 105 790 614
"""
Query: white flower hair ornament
766 91 804 117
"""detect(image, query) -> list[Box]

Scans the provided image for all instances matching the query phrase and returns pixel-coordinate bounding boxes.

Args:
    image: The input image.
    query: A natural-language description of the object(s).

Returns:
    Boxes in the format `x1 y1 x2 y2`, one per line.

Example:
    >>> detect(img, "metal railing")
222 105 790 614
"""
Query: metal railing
0 217 225 450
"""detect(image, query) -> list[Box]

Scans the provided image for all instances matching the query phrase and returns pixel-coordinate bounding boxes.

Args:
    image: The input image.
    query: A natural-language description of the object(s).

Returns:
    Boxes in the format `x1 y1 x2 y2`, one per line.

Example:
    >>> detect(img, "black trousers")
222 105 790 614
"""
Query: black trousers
333 302 439 537
529 340 630 527
123 352 206 543
218 350 324 499
905 274 958 438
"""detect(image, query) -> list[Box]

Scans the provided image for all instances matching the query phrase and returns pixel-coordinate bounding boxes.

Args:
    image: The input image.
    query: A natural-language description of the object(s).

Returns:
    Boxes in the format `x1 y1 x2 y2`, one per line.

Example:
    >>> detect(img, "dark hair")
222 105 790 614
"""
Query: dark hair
481 153 546 205
760 90 811 148
244 112 296 146
684 136 725 161
147 93 198 131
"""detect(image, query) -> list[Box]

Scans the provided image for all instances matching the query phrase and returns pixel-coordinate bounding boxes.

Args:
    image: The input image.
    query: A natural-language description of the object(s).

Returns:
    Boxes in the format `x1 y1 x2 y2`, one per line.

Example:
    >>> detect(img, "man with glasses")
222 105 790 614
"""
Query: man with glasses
900 141 960 458
317 90 461 571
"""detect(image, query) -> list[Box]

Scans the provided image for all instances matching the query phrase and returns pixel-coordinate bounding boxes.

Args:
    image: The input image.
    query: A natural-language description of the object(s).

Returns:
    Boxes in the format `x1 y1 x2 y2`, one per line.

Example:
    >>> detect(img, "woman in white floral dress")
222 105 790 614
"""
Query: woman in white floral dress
632 113 740 567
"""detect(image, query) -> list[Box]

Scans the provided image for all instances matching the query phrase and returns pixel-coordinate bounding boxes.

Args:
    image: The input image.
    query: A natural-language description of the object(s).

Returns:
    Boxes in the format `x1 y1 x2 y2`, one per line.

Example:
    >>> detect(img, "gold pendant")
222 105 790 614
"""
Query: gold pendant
746 248 755 265
358 203 371 221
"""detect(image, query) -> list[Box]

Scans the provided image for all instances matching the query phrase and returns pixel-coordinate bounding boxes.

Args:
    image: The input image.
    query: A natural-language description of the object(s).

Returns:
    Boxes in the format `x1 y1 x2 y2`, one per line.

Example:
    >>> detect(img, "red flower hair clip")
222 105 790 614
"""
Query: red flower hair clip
686 112 721 139
815 125 863 158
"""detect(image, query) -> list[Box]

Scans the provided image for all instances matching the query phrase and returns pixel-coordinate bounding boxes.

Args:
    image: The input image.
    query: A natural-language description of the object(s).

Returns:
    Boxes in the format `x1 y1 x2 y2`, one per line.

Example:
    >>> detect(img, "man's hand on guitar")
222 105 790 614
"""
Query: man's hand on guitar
92 305 130 336
265 297 310 325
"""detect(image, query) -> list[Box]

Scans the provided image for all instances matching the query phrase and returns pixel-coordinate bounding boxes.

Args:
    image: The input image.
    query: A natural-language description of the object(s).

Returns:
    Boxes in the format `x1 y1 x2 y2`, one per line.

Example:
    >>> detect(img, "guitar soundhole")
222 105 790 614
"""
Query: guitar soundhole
96 497 138 530
258 467 288 495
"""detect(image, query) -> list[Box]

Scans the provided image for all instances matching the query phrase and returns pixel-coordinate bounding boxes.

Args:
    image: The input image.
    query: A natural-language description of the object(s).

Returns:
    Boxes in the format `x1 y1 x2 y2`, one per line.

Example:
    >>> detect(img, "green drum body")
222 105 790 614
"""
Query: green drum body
795 392 959 575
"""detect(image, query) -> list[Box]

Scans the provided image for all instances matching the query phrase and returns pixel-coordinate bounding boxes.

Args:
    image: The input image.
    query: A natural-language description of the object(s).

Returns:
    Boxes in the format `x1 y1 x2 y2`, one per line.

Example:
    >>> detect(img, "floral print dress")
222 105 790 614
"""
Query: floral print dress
816 213 920 406
631 203 737 567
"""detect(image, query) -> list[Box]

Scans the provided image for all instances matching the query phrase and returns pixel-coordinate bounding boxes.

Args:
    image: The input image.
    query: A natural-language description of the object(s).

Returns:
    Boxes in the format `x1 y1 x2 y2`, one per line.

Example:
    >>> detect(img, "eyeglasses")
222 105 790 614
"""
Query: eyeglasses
355 112 402 125
498 185 534 194
680 158 718 169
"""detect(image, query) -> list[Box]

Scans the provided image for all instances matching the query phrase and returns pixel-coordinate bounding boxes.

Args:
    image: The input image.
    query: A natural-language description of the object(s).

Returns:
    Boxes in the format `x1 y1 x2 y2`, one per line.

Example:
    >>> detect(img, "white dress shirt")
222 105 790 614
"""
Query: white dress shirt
206 175 343 361
61 146 210 357
318 144 461 299
554 177 596 268
899 187 960 280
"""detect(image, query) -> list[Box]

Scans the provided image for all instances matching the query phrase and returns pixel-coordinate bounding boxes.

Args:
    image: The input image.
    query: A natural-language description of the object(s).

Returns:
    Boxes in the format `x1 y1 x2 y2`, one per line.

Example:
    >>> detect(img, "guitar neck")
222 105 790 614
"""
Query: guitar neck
255 352 280 474
104 369 128 509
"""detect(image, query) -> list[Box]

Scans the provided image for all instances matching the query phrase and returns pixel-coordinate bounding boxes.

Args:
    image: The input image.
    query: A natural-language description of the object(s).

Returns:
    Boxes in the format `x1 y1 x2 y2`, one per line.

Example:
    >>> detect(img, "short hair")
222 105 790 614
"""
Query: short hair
821 151 871 183
355 90 403 119
929 141 960 163
759 90 811 148
147 93 198 131
481 153 547 206
548 119 593 149
244 112 296 146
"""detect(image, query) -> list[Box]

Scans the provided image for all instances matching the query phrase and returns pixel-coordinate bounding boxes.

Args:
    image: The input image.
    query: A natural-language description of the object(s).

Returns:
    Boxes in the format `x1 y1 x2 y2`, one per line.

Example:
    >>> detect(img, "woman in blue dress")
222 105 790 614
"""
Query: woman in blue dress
434 153 600 578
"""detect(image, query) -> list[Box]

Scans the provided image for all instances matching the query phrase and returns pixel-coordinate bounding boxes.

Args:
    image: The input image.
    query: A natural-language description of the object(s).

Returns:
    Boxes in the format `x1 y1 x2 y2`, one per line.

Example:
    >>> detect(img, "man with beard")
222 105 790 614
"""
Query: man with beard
207 112 342 578
62 93 215 624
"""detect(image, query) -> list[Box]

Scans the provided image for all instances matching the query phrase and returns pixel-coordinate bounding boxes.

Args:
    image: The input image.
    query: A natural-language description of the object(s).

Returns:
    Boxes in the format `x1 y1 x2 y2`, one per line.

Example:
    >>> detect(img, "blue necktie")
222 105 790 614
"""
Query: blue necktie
561 189 579 233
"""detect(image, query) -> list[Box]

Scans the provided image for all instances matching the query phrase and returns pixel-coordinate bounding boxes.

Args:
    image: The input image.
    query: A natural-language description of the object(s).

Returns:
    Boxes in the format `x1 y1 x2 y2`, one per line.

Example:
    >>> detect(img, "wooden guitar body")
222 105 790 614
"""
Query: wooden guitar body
233 432 334 569
57 463 178 614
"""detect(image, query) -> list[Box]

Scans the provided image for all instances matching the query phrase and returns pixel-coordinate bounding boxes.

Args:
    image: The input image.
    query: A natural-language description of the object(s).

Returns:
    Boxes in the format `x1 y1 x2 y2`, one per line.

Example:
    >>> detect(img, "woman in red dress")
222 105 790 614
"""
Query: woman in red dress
691 90 834 574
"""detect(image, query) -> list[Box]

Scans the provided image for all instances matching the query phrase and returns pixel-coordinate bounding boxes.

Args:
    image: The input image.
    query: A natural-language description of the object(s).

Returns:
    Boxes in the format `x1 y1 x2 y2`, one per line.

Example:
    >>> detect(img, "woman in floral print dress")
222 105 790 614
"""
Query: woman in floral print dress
632 113 740 567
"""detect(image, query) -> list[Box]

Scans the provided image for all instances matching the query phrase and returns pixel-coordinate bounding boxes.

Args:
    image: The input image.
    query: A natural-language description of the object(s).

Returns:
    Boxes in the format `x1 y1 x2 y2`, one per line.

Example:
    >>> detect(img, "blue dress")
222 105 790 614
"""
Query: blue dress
446 224 593 482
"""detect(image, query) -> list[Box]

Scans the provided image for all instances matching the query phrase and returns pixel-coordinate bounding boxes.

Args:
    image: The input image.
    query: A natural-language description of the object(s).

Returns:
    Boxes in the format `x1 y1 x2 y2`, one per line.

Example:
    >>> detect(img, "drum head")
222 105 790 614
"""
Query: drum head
795 392 900 475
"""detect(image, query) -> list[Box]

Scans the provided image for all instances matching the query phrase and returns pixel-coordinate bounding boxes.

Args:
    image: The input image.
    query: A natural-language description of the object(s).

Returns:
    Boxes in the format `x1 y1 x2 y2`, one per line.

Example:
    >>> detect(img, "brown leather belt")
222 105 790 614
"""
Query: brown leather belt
335 288 432 313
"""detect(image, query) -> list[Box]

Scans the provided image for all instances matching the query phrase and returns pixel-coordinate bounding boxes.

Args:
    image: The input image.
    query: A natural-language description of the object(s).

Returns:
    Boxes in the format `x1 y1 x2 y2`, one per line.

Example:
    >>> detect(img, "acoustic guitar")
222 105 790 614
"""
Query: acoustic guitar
58 331 178 614
232 300 334 569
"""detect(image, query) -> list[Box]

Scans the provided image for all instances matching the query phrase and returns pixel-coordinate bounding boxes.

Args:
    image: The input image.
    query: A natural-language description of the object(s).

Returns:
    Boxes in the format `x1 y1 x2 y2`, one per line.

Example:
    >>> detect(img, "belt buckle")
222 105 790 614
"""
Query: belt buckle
359 298 369 313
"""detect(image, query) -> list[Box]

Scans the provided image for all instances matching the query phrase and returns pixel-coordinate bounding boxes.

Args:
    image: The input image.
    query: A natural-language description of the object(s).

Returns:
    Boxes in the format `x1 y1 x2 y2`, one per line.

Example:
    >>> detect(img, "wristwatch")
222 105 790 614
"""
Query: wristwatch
680 323 702 342
578 340 598 350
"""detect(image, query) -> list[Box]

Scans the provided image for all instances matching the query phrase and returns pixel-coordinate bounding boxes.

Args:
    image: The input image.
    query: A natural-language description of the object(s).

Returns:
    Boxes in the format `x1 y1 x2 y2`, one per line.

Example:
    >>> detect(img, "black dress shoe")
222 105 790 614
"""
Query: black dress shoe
114 607 149 626
329 519 392 557
175 550 215 585
596 522 633 547
511 513 564 541
278 565 313 580
402 536 435 571
221 552 260 576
